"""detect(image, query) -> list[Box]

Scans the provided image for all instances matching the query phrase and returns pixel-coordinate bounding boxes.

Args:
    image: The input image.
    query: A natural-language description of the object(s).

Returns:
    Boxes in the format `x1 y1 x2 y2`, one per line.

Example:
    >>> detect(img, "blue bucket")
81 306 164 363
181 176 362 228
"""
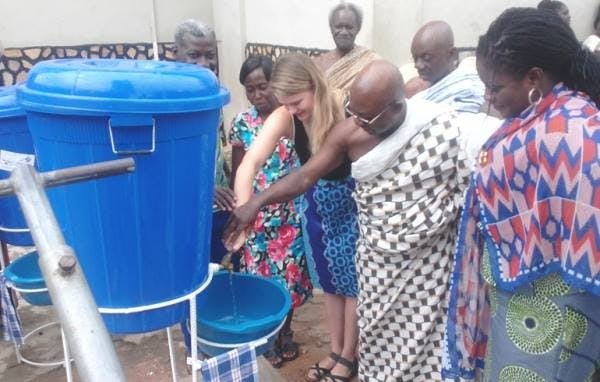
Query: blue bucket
3 252 51 306
17 59 230 333
0 85 34 246
184 272 291 357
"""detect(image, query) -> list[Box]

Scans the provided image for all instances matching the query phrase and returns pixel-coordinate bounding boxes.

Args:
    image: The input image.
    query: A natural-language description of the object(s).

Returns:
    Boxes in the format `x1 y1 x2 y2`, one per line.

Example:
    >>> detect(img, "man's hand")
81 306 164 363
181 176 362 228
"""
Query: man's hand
214 187 237 211
222 200 261 251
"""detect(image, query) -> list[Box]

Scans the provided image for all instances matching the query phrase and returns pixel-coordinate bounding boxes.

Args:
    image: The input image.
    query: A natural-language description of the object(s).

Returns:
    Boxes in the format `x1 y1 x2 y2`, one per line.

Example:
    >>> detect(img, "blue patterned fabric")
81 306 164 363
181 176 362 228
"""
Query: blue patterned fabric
483 272 600 382
303 176 359 297
200 344 258 382
0 273 23 345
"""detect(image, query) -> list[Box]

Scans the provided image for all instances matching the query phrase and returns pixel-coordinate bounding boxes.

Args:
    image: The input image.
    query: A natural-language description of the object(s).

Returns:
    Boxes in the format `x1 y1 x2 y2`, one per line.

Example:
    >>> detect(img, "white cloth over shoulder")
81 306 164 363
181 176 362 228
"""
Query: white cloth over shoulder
583 34 600 52
456 112 501 170
412 64 485 114
352 99 451 182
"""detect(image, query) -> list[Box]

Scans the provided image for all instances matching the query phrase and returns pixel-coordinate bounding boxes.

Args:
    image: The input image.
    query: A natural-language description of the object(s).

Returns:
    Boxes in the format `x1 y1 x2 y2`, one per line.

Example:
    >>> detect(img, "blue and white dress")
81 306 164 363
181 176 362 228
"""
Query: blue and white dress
293 116 359 297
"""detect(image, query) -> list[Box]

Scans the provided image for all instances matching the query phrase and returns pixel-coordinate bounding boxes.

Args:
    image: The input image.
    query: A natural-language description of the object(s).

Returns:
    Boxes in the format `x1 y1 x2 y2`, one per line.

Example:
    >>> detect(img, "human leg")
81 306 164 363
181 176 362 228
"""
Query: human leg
324 293 346 354
279 309 300 361
324 296 358 381
306 292 345 381
303 179 359 380
264 310 286 369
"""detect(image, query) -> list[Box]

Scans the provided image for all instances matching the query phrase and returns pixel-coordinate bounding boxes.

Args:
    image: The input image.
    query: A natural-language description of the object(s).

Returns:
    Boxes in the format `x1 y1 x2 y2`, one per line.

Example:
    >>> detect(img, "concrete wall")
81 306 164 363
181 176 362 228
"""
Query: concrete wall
0 0 213 47
2 0 597 124
213 0 246 123
244 0 373 49
374 0 598 66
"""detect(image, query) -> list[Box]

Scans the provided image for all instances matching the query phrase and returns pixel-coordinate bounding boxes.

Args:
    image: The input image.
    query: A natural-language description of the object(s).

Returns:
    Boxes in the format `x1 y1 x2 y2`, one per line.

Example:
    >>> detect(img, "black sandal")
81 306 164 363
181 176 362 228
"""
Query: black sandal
306 352 340 382
279 329 300 362
323 355 358 382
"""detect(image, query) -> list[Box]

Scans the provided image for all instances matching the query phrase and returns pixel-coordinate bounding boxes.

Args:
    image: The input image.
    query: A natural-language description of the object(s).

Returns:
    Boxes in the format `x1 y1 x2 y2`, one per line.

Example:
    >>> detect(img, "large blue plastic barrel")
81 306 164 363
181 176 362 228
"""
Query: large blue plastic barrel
0 86 35 246
17 59 229 333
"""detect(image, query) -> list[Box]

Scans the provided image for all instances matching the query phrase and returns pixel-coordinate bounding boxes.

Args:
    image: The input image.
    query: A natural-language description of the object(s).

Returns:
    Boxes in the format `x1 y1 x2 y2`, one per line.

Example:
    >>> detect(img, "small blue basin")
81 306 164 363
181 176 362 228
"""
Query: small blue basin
4 252 51 306
186 271 291 356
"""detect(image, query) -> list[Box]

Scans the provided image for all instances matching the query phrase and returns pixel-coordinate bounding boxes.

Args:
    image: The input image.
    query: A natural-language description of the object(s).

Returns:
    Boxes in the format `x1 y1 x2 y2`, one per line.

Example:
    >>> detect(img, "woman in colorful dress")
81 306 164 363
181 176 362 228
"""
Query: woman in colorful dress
229 55 312 367
443 7 600 382
225 53 360 382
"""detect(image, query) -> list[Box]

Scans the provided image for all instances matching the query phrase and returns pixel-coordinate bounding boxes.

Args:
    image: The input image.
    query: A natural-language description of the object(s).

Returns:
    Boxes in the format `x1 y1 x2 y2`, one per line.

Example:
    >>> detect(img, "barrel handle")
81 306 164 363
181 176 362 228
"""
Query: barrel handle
0 225 30 233
108 117 156 155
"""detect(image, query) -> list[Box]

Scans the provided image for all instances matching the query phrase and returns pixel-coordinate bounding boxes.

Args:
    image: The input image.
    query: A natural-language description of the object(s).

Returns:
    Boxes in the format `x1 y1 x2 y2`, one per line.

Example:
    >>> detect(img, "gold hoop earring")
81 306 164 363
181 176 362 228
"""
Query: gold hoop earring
528 88 542 106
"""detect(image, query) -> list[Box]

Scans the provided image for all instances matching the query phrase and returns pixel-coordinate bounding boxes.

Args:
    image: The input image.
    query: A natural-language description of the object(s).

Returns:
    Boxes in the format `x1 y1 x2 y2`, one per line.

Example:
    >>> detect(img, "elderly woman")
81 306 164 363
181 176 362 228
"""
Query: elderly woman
314 2 379 92
228 55 312 367
443 7 600 382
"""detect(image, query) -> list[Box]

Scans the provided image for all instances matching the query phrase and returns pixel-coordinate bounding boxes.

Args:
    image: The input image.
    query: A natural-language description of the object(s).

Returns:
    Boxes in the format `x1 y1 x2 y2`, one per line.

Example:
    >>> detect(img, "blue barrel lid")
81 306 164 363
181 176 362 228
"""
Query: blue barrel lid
17 59 230 115
0 85 26 118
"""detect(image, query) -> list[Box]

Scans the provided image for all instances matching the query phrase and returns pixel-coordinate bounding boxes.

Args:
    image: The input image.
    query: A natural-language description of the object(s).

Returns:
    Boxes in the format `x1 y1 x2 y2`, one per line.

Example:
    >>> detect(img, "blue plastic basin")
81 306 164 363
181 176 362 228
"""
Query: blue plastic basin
189 272 291 356
3 252 51 306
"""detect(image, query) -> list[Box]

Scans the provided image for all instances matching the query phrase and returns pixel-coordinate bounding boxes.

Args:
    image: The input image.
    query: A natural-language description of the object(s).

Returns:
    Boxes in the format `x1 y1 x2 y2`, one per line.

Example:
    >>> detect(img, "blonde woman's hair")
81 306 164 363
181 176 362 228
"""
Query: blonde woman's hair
270 53 343 153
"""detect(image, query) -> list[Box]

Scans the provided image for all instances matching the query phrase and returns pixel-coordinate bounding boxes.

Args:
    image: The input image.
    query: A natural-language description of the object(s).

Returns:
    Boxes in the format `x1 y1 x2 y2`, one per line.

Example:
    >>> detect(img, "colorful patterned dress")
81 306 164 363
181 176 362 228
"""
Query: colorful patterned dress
444 83 600 381
229 107 312 308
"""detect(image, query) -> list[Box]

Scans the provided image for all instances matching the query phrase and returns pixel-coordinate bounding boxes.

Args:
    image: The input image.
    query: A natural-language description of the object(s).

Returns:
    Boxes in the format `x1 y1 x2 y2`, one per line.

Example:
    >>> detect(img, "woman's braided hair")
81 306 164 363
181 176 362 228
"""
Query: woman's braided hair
477 7 600 105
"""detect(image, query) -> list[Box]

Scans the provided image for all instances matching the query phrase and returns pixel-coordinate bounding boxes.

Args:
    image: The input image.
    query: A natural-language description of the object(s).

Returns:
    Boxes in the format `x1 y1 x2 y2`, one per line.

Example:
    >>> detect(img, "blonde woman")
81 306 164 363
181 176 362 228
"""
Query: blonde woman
226 53 359 381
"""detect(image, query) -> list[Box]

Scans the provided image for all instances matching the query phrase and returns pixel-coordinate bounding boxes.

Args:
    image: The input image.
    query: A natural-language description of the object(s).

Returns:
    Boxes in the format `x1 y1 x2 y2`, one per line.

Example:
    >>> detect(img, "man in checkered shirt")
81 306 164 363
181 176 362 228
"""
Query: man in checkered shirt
224 59 471 381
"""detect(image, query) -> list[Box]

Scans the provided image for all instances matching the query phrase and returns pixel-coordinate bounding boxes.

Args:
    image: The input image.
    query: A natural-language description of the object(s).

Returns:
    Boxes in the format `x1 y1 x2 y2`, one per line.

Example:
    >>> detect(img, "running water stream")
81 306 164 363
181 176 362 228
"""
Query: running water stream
215 270 245 324
228 270 240 323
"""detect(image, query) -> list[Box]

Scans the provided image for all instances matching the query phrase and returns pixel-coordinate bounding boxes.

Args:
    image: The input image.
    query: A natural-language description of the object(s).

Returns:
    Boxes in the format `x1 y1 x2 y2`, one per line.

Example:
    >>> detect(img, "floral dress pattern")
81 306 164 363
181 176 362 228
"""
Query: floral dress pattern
229 106 312 308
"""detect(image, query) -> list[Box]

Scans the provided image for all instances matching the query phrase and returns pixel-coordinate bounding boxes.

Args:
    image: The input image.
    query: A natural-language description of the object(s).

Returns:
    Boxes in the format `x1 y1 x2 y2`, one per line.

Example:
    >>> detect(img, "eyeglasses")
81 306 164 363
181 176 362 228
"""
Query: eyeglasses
343 93 397 126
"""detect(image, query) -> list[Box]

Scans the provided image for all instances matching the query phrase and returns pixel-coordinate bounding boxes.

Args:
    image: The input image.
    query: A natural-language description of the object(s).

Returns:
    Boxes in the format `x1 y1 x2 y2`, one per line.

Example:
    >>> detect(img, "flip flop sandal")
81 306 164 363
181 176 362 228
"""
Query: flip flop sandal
306 352 340 382
322 355 358 382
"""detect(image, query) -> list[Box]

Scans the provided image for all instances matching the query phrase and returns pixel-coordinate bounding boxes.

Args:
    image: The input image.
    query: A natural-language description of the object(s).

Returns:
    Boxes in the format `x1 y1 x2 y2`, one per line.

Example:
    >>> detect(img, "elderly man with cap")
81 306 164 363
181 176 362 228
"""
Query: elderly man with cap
224 60 471 381
411 20 484 114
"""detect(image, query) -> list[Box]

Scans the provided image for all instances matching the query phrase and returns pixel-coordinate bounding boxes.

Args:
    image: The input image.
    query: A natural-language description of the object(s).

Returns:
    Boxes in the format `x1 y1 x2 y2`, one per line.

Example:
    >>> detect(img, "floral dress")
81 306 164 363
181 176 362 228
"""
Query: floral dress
229 106 312 308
